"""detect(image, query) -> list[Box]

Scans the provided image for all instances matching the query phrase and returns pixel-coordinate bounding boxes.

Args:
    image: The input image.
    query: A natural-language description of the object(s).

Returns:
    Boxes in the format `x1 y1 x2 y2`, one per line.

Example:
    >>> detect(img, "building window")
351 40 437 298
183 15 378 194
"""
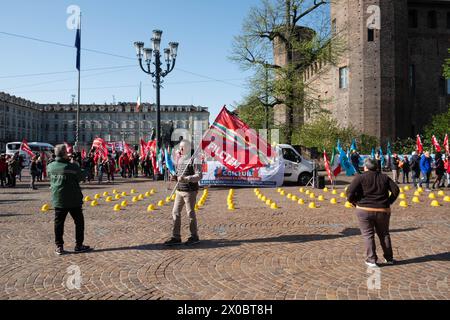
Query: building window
332 19 337 35
368 28 374 42
339 67 348 89
409 64 416 94
428 11 437 28
409 10 418 28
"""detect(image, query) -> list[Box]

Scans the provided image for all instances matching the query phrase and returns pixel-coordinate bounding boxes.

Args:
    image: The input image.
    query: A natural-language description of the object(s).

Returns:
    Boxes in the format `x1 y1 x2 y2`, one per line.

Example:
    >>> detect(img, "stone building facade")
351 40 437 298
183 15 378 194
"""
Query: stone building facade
275 0 450 143
0 91 210 152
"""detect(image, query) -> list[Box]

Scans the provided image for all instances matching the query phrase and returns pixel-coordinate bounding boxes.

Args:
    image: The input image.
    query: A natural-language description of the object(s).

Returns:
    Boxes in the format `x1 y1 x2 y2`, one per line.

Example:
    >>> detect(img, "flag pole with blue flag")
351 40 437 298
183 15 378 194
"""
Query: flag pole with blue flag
74 12 81 151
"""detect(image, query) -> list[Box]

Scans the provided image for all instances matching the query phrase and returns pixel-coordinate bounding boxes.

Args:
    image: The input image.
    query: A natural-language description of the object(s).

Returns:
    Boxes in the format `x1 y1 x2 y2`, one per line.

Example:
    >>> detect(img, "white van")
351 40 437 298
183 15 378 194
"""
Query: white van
6 142 54 166
276 144 314 185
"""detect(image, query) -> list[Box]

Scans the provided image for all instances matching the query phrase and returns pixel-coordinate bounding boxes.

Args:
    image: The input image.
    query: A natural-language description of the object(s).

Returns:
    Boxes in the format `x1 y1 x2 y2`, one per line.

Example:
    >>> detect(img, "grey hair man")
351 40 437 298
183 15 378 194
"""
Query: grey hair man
47 144 91 255
164 140 203 246
347 157 400 268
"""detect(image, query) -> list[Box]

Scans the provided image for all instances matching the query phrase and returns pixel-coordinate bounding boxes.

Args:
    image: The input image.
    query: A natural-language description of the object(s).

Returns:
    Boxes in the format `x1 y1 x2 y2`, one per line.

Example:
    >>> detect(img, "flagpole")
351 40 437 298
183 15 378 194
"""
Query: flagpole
75 12 82 153
168 123 213 198
138 81 141 146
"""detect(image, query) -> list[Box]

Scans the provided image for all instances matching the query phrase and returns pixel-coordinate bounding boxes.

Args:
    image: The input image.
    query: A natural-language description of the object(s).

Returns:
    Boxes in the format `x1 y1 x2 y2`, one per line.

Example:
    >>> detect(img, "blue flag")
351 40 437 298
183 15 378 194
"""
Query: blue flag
387 142 392 157
75 23 81 71
379 147 385 168
164 147 176 175
336 141 355 176
351 139 357 152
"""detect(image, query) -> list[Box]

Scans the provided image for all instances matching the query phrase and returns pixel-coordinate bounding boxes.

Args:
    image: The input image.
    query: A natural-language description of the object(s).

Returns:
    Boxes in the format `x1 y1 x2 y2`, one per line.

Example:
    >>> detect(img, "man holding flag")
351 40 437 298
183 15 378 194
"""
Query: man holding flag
165 140 202 246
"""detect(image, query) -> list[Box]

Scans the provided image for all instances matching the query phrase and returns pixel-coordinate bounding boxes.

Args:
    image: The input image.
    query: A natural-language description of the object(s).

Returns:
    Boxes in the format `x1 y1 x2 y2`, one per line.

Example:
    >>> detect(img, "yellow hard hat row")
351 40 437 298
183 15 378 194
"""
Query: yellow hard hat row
255 188 278 209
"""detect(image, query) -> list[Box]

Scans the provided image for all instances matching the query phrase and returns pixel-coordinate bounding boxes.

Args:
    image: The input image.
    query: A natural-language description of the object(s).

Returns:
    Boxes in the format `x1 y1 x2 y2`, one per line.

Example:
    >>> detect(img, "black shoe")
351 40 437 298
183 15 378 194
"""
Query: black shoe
164 238 182 246
74 245 93 253
55 246 66 256
384 259 395 265
185 236 200 246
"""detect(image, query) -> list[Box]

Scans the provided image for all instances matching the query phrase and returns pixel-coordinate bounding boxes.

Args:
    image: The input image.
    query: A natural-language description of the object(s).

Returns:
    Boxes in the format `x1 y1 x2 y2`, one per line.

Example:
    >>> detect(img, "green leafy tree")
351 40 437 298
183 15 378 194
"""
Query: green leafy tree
423 108 450 151
292 114 378 154
230 0 346 144
444 48 450 79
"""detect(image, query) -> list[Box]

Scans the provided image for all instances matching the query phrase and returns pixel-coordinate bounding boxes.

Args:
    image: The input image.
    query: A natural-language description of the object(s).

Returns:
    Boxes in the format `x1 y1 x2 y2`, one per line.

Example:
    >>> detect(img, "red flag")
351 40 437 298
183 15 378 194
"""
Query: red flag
20 139 34 157
416 135 423 154
431 135 442 153
92 137 108 160
443 134 449 155
201 106 274 172
324 150 333 183
81 149 86 160
140 139 148 159
123 142 134 158
64 142 73 155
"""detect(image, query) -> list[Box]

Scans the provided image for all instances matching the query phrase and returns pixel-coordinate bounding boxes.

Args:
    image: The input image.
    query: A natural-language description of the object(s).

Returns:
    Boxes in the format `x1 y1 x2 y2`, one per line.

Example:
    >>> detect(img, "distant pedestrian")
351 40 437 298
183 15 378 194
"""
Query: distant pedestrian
29 156 39 190
351 150 361 174
419 151 432 191
401 155 410 184
347 157 400 267
410 151 421 188
0 154 7 187
390 153 400 184
47 144 92 255
444 155 450 187
432 152 444 190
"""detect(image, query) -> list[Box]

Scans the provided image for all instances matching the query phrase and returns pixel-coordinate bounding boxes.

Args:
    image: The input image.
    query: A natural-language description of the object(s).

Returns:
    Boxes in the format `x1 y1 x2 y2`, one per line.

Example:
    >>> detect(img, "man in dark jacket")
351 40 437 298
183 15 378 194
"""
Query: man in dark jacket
347 157 400 267
165 140 202 246
47 144 91 255
410 151 421 187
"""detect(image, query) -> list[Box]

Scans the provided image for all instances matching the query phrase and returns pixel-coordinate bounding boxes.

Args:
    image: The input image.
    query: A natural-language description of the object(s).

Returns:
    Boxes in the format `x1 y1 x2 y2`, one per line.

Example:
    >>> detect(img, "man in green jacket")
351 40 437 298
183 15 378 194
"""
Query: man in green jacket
47 144 91 255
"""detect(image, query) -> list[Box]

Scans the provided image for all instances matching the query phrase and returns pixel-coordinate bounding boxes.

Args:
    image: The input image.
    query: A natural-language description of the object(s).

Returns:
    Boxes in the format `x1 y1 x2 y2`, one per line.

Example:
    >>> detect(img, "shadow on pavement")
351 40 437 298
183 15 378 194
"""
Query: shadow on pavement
90 227 419 253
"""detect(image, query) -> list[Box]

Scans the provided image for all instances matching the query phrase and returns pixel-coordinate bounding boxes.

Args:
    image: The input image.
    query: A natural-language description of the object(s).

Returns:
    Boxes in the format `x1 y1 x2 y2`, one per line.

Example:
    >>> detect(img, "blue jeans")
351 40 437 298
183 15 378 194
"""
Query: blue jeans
419 171 431 189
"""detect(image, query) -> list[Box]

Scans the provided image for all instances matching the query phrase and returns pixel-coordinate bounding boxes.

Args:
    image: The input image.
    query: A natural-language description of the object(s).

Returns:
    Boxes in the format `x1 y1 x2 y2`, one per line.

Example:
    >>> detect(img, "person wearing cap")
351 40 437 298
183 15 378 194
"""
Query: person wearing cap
347 157 400 267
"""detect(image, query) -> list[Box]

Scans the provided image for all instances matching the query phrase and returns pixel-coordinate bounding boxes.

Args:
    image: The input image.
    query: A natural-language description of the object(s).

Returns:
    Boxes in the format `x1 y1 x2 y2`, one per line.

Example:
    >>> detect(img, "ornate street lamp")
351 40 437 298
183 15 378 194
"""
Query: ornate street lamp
133 30 178 151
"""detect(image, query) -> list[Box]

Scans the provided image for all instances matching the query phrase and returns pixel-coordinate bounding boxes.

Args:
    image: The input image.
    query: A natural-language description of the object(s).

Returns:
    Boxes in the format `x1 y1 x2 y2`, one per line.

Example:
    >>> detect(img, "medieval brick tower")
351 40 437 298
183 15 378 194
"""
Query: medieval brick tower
275 0 450 143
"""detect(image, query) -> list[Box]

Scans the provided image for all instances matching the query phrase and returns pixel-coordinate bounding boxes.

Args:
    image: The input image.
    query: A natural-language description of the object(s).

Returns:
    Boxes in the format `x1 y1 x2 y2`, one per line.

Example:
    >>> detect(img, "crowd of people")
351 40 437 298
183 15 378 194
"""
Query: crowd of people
0 152 27 188
350 150 450 191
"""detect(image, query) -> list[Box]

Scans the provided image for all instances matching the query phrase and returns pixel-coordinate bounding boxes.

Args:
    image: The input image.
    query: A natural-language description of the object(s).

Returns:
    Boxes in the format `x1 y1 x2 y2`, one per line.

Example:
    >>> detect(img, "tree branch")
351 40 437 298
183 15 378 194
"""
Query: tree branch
293 1 328 25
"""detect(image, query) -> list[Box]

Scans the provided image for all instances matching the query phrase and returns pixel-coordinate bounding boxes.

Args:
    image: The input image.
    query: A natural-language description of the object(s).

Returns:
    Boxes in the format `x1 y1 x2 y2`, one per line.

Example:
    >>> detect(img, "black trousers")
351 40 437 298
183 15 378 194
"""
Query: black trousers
54 207 85 247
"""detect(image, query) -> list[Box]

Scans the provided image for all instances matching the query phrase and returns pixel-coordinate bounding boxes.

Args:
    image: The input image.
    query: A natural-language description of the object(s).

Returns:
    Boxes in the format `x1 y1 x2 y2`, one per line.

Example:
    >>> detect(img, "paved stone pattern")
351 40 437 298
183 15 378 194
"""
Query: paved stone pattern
0 173 449 300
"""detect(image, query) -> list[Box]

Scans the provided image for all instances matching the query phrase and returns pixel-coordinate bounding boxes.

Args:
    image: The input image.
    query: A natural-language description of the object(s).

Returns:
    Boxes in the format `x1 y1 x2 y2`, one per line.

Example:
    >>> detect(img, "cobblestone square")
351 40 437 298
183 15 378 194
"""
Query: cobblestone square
0 173 449 300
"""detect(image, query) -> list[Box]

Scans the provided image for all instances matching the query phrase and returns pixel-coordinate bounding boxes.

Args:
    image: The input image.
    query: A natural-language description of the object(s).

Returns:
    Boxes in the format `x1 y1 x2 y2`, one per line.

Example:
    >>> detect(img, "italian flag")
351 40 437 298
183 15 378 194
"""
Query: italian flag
330 148 342 177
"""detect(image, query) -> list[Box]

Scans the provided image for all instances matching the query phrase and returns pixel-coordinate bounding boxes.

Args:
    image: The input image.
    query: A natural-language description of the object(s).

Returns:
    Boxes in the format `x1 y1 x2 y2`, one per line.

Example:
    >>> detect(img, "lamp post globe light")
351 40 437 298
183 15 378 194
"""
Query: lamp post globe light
134 30 178 151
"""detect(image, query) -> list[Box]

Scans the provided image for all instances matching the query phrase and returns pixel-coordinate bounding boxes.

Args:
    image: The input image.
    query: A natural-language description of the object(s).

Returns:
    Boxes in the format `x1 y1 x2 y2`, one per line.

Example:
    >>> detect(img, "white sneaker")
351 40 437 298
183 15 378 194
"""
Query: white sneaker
365 261 378 268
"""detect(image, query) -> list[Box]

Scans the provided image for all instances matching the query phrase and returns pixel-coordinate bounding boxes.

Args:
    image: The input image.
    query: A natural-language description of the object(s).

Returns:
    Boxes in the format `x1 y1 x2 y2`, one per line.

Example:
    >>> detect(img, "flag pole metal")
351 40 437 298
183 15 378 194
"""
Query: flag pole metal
75 12 82 153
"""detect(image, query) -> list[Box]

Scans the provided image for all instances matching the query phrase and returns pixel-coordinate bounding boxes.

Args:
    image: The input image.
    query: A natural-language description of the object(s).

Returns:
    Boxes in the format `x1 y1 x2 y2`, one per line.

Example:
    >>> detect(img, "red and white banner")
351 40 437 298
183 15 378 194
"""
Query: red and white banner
431 135 442 153
443 134 449 155
416 135 423 154
201 106 274 172
324 150 333 183
20 139 34 157
92 137 108 160
64 142 73 155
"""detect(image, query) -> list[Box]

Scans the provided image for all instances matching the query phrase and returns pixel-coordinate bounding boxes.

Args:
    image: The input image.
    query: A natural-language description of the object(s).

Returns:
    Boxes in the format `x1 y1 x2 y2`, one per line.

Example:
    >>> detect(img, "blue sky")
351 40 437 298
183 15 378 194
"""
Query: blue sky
0 0 328 120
